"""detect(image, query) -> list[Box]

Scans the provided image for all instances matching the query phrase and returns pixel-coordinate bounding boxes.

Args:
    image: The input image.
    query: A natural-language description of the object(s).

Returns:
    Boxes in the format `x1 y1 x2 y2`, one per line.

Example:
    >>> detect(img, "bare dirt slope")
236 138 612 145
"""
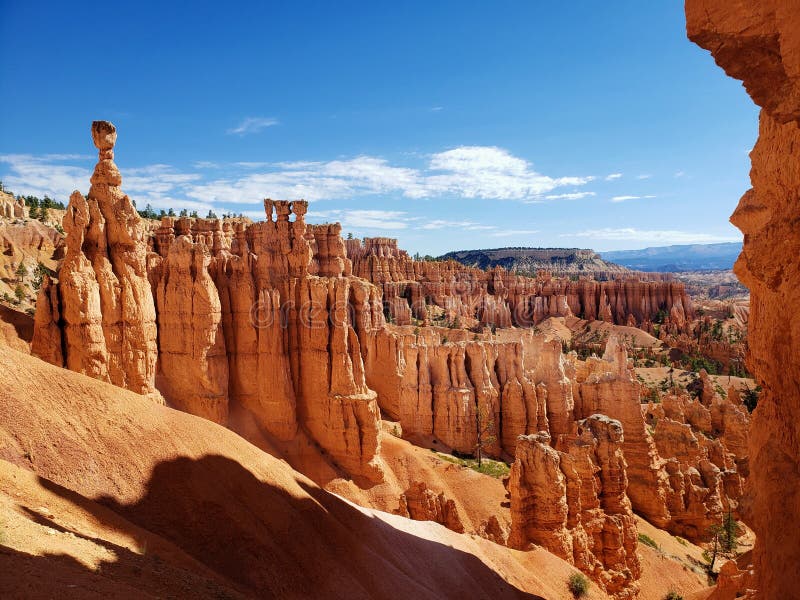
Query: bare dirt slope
0 344 608 600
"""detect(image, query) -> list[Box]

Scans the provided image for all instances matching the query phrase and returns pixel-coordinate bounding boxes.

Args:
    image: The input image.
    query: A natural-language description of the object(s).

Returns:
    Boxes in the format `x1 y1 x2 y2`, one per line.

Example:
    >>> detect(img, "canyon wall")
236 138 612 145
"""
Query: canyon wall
687 1 800 595
347 236 694 332
29 120 749 597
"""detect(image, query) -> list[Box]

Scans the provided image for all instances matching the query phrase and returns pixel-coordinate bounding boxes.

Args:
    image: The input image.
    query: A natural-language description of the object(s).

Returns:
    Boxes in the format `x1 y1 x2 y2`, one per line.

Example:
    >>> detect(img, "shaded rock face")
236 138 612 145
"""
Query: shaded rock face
508 418 640 599
398 481 465 534
347 236 694 332
32 122 383 482
687 2 800 596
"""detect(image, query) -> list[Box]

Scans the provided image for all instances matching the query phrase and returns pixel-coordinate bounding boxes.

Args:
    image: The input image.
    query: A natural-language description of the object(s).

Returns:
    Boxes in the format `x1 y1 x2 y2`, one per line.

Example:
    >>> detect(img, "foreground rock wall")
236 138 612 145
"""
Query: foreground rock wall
687 1 800 595
347 236 694 332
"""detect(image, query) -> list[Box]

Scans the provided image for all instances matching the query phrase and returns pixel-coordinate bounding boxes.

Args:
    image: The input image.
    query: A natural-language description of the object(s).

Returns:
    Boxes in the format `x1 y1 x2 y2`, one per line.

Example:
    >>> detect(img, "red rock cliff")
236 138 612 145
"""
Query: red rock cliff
687 1 800 595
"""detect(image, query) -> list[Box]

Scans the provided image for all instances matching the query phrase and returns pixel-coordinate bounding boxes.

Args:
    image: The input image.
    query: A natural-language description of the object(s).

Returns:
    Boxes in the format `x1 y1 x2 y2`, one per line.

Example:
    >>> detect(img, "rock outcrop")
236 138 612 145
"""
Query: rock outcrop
35 122 158 395
574 337 672 529
0 190 28 219
508 417 640 598
573 335 748 542
32 122 383 482
687 2 800 595
398 481 466 534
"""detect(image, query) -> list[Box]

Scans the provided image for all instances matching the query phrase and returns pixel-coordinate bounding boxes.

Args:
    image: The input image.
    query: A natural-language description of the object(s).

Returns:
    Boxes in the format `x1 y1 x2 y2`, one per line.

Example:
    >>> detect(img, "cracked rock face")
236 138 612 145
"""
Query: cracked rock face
687 1 800 596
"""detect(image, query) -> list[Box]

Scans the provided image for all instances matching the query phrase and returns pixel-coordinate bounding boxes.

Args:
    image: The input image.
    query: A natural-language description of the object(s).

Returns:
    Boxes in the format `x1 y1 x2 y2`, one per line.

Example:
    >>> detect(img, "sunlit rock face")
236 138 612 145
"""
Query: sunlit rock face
687 1 800 596
32 122 384 483
508 417 641 599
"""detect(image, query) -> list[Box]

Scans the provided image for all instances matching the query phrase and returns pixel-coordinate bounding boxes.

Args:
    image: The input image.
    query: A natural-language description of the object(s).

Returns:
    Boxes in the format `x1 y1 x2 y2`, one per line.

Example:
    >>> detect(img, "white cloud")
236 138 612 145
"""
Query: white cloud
1 146 594 211
309 209 410 230
636 174 652 180
564 228 740 244
543 191 596 200
605 173 623 181
610 195 656 203
186 156 424 204
0 154 92 200
226 117 279 136
674 170 685 178
423 146 592 200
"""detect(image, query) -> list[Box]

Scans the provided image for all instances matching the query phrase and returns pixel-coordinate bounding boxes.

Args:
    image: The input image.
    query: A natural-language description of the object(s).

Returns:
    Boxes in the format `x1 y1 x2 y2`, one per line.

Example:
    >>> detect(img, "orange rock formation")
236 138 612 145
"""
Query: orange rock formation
29 121 746 596
347 236 694 332
0 190 29 219
33 122 383 482
687 1 800 595
508 417 640 598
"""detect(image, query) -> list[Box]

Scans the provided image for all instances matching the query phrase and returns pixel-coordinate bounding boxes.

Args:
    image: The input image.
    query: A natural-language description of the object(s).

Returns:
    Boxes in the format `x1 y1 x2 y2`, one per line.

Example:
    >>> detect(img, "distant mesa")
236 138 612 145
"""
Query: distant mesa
438 247 627 277
600 242 742 272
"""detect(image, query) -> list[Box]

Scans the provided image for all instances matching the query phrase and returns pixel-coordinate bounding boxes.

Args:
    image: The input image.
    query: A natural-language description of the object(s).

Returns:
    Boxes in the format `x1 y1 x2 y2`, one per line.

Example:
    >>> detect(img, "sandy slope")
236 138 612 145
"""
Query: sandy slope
0 344 612 600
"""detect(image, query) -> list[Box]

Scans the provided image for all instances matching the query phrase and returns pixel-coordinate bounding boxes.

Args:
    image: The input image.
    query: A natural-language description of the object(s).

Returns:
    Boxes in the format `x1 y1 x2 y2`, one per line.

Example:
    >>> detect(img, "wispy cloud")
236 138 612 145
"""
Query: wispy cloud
309 209 410 230
1 146 594 212
544 191 596 200
610 194 656 203
0 154 92 199
563 228 739 244
674 170 685 178
605 173 622 181
636 174 651 180
422 146 593 200
226 117 279 136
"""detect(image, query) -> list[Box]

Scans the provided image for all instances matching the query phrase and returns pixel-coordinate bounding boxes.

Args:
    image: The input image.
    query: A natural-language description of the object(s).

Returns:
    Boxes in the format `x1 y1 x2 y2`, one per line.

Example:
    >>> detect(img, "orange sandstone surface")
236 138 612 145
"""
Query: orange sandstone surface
687 0 800 597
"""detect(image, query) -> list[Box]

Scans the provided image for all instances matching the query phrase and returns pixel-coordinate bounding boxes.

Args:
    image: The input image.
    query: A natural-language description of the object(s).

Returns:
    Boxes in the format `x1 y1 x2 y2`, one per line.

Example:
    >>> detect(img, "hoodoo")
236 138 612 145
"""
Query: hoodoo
34 122 384 482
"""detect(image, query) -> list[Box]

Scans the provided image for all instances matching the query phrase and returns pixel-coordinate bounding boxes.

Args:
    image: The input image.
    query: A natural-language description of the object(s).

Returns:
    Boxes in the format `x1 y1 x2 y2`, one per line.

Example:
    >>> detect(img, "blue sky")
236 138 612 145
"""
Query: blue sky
0 1 756 255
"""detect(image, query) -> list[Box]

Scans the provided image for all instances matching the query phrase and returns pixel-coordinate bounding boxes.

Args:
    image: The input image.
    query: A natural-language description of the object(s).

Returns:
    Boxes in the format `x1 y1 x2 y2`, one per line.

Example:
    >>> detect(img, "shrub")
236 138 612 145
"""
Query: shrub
664 592 684 600
638 533 659 549
567 572 589 597
742 386 761 413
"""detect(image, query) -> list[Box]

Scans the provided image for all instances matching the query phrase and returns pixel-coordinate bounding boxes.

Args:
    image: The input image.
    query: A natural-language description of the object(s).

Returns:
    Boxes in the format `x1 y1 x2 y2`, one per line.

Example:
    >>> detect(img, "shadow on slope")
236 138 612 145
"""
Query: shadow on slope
26 454 543 600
